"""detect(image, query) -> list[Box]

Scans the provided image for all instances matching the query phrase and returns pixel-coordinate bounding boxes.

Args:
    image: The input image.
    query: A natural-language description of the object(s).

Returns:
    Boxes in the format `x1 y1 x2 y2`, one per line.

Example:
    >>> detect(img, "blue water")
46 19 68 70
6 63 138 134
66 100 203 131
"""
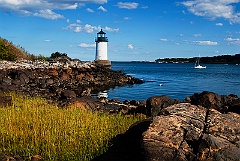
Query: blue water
103 62 240 101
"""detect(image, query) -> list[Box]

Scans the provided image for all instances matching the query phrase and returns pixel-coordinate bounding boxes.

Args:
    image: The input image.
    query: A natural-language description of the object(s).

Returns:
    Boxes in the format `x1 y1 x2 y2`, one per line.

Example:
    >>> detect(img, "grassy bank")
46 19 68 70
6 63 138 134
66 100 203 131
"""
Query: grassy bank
0 93 144 160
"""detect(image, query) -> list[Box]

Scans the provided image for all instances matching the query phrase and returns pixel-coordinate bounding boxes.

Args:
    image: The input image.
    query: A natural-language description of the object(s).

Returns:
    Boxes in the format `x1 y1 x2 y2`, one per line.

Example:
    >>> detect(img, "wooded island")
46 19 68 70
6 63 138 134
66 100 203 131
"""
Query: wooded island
155 54 240 64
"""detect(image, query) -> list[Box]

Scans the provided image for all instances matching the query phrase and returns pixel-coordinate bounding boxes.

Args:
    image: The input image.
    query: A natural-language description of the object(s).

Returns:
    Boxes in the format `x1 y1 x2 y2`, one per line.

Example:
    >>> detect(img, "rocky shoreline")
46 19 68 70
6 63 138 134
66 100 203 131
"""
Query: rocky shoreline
0 59 240 161
94 93 240 161
0 58 143 107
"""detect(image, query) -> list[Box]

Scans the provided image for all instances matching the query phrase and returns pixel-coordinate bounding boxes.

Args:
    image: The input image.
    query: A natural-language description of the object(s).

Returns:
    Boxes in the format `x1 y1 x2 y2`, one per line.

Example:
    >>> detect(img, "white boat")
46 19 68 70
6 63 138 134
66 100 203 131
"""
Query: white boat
195 64 206 69
195 55 206 69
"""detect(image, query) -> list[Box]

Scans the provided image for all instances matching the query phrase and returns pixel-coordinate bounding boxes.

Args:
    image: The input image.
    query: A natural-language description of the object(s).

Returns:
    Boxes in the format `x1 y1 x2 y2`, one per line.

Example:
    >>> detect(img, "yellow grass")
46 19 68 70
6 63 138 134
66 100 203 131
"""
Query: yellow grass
0 93 144 160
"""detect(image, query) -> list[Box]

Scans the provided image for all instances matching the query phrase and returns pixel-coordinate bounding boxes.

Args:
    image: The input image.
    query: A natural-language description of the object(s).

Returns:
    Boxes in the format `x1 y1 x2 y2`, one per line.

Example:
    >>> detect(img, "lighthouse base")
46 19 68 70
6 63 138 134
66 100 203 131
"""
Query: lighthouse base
94 60 111 68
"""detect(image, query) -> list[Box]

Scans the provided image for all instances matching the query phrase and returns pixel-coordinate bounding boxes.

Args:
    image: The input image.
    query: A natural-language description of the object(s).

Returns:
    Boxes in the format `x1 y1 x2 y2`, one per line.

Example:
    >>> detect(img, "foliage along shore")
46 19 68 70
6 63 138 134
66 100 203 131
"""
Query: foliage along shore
0 37 73 61
156 53 240 64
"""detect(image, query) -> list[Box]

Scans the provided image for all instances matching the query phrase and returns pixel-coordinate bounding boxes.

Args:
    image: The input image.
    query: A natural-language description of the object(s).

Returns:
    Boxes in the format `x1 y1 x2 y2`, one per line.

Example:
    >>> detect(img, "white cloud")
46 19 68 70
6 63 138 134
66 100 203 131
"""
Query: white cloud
104 26 119 32
76 19 82 23
194 40 218 45
160 38 168 41
64 23 82 32
225 37 240 45
79 43 95 48
128 44 134 49
44 40 51 42
33 9 64 20
0 0 107 19
117 2 139 9
226 38 240 41
181 0 240 24
64 23 119 33
216 22 223 26
86 8 94 12
194 34 201 37
98 6 107 12
124 17 131 20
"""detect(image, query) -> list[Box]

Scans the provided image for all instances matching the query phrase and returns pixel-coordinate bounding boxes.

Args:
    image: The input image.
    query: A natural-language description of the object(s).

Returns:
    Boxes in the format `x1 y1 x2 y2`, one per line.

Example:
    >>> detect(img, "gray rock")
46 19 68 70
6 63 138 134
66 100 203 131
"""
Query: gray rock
2 77 11 85
184 91 240 114
143 103 205 161
142 103 240 161
60 90 76 99
146 95 180 117
197 109 240 161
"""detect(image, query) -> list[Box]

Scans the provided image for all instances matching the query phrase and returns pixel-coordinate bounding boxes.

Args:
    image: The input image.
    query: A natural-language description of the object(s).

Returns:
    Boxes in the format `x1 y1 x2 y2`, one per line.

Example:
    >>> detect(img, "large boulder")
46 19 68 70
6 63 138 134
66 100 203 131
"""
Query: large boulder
93 103 240 161
146 95 180 117
197 109 240 160
184 91 240 114
184 91 222 109
143 103 206 161
224 94 240 114
60 90 76 100
142 103 240 161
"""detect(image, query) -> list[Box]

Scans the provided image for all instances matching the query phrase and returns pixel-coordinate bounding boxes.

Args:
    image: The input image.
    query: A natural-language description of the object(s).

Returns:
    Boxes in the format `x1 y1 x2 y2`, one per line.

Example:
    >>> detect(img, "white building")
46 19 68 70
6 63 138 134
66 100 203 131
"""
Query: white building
95 29 111 67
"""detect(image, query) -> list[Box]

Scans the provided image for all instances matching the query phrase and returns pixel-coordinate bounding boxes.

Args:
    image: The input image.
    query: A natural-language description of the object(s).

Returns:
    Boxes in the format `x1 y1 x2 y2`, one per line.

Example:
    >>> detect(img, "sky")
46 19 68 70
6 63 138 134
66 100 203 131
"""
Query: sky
0 0 240 61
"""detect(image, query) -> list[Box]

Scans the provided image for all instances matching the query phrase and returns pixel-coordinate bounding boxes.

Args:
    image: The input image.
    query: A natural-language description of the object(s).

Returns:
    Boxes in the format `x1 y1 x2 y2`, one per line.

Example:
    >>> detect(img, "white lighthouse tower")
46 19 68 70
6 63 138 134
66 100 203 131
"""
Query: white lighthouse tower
95 29 111 67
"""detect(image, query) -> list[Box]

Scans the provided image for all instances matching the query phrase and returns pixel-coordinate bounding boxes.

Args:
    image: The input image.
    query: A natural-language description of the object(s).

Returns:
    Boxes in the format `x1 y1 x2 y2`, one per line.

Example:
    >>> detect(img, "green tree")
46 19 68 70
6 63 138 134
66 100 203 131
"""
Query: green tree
50 52 67 59
0 41 17 61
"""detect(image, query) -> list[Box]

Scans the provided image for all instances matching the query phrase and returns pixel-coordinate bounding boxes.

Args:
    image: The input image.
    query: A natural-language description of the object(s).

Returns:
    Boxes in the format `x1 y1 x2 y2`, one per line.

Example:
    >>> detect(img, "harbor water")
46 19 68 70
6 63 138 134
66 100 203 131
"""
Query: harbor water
96 62 240 102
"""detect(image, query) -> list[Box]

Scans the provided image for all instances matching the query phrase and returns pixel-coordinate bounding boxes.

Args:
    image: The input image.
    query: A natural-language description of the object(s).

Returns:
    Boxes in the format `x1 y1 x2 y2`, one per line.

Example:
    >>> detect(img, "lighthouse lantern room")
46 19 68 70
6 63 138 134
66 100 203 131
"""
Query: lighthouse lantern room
95 29 111 67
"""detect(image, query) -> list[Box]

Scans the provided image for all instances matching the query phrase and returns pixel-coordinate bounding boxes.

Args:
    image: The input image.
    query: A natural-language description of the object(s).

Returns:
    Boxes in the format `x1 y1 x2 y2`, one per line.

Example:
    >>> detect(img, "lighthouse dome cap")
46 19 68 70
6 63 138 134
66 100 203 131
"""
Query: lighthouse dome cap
97 29 106 34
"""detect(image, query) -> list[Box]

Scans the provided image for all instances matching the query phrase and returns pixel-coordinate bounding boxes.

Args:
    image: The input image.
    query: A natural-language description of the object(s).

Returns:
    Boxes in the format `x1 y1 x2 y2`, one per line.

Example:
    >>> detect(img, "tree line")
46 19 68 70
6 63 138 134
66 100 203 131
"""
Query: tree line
155 54 240 64
0 37 68 61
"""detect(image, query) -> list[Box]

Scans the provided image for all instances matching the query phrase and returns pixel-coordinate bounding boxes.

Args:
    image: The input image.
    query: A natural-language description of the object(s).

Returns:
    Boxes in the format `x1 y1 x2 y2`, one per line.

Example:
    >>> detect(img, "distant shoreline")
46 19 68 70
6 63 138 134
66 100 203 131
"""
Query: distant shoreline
111 53 240 64
155 53 240 64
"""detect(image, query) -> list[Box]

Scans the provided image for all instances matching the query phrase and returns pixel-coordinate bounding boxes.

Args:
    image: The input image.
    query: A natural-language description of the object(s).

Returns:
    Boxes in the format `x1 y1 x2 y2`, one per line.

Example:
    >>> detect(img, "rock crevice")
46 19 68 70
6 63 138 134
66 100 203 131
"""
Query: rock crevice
142 103 240 161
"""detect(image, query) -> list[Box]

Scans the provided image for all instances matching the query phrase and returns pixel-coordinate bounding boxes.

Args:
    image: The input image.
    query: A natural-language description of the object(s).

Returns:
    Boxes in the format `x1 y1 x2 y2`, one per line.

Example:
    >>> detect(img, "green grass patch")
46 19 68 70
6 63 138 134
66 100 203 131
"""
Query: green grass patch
0 93 144 160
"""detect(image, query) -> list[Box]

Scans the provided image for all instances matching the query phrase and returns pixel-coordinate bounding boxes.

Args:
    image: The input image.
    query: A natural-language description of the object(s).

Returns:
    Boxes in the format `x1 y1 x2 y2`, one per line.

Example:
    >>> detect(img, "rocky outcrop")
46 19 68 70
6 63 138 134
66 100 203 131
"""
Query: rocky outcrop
143 103 206 161
67 96 147 115
142 103 240 161
146 95 180 117
68 96 181 116
198 109 240 161
0 60 143 106
184 91 240 114
94 102 240 161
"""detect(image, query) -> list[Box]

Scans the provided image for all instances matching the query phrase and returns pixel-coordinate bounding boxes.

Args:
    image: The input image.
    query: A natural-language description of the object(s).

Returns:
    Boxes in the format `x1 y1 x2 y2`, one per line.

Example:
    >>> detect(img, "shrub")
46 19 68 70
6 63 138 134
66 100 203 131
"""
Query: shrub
50 52 67 59
0 41 17 61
